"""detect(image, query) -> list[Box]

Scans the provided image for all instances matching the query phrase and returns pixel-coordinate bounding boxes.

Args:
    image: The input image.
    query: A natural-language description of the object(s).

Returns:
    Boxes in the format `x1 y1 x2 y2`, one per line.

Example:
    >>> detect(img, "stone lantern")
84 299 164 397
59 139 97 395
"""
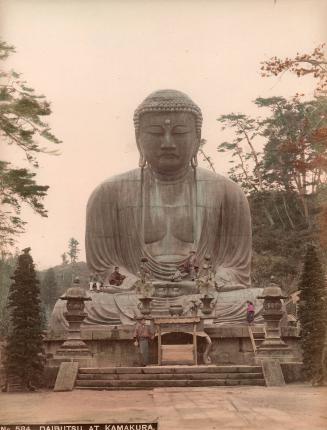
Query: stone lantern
138 297 153 317
256 280 293 361
54 277 92 362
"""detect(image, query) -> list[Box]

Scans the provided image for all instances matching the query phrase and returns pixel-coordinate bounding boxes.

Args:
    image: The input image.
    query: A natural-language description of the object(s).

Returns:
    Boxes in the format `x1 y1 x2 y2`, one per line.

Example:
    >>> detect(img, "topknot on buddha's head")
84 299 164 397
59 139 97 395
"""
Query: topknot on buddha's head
134 89 203 138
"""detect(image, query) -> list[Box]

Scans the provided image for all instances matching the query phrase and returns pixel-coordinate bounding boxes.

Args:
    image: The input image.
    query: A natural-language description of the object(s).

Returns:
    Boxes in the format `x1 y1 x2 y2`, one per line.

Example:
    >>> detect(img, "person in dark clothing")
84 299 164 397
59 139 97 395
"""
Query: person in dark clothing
133 318 155 366
180 250 199 280
109 266 126 286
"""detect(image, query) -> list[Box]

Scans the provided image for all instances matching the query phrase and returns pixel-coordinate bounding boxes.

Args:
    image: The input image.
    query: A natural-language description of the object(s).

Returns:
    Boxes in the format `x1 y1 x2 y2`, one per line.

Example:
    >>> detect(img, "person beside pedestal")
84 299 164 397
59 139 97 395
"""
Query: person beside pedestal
133 318 155 366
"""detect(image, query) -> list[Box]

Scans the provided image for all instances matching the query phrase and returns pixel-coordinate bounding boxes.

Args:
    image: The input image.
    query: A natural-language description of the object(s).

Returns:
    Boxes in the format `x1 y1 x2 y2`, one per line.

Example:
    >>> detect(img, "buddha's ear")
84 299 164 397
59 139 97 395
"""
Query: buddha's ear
191 136 201 168
136 135 147 168
193 135 201 157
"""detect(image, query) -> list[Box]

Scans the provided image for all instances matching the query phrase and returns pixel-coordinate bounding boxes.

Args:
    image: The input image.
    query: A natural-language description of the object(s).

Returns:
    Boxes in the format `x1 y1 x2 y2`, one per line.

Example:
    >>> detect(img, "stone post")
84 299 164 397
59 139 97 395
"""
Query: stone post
54 278 92 364
256 282 294 362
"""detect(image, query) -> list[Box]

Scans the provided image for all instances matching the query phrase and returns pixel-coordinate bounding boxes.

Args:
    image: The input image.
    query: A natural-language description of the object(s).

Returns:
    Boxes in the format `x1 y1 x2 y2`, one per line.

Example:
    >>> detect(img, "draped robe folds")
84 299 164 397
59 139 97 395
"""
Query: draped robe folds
50 167 263 332
85 166 252 288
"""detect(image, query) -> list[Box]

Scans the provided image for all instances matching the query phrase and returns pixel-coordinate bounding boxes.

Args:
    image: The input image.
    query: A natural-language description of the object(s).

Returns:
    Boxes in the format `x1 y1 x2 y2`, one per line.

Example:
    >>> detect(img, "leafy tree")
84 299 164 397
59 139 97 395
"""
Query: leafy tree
217 114 263 193
298 244 327 384
199 139 216 173
316 185 327 252
250 192 314 290
67 238 80 264
257 95 327 224
4 248 44 391
217 46 327 290
0 40 61 251
261 44 327 96
0 161 49 248
218 95 327 227
40 268 58 321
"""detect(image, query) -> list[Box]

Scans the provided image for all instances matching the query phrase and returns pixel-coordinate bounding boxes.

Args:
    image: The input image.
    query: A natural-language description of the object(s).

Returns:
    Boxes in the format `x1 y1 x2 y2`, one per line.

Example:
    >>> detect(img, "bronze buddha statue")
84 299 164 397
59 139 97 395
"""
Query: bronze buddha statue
86 89 251 291
50 90 261 330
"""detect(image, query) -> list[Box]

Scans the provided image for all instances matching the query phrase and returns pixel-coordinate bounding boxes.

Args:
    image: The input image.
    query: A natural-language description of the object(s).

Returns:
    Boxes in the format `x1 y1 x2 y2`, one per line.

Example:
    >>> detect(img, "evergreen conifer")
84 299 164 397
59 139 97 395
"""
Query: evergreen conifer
4 248 44 390
298 244 327 384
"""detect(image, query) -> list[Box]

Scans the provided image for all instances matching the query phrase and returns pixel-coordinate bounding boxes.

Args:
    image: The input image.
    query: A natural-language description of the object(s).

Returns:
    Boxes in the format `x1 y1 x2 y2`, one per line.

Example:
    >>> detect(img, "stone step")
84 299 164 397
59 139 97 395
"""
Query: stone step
76 386 153 391
78 372 263 381
253 333 265 338
79 365 262 374
76 378 266 388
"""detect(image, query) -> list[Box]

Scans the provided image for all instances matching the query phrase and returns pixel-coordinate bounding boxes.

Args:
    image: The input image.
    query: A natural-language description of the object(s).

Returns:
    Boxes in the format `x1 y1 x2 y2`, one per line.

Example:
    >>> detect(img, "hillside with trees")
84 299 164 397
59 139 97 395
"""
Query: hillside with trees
217 45 327 294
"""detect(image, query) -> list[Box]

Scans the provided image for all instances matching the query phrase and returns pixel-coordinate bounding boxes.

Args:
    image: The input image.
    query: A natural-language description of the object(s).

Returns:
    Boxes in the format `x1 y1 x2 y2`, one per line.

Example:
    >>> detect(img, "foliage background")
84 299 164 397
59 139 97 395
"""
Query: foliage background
1 0 325 268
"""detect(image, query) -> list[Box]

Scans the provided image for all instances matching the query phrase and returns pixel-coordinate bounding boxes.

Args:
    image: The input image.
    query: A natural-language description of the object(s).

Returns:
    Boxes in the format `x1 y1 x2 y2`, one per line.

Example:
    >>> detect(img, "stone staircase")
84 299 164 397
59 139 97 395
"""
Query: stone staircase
75 365 266 390
248 325 266 353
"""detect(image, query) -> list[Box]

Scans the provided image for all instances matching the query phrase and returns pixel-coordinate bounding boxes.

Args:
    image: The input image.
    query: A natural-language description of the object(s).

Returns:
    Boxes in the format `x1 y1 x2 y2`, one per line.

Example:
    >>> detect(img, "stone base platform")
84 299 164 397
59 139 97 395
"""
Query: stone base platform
75 365 266 389
45 324 301 368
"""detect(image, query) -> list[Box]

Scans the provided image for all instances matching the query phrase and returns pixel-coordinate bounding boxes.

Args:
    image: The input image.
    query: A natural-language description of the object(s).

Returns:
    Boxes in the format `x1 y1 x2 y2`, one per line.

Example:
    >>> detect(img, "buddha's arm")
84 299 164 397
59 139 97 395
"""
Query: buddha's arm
213 181 252 291
86 182 117 275
85 179 140 287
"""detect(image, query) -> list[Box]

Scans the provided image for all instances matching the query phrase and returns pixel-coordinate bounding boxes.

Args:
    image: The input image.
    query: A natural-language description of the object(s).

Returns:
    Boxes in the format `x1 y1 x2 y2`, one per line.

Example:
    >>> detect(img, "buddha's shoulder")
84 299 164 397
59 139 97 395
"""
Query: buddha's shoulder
196 167 244 193
95 169 141 189
102 168 141 185
87 169 141 203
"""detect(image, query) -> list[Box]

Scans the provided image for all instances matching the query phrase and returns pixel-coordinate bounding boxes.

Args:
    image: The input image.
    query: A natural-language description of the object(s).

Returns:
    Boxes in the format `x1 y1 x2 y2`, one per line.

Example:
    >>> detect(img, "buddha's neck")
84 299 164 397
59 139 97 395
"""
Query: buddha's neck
147 166 194 183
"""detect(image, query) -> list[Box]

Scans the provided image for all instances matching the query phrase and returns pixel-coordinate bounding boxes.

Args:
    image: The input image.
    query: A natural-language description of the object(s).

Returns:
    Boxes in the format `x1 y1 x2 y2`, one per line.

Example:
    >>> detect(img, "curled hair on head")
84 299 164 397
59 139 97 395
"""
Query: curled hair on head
134 89 202 139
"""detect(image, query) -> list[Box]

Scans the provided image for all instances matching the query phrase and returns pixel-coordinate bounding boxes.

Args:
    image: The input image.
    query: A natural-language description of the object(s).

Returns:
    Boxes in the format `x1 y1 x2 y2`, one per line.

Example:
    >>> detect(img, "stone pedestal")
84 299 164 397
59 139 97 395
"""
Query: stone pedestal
256 283 294 363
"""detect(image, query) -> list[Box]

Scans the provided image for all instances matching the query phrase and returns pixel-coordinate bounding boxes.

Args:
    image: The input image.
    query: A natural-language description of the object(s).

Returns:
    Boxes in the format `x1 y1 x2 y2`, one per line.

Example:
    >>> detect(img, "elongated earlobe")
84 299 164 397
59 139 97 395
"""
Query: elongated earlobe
191 155 198 168
139 154 147 168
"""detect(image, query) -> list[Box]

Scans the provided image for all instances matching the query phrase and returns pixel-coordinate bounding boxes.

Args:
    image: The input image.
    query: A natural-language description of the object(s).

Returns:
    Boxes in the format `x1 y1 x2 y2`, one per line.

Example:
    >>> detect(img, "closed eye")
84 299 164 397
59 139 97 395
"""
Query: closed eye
145 126 164 135
172 126 190 134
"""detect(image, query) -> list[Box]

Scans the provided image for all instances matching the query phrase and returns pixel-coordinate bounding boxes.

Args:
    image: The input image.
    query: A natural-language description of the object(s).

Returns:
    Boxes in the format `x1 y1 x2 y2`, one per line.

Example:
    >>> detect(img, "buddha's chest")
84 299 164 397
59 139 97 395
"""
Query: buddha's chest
142 180 195 244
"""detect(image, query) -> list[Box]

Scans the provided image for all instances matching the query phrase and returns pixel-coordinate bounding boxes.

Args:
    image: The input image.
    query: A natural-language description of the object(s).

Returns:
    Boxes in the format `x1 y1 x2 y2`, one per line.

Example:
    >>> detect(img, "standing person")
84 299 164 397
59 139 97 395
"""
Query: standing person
246 300 255 324
133 318 154 366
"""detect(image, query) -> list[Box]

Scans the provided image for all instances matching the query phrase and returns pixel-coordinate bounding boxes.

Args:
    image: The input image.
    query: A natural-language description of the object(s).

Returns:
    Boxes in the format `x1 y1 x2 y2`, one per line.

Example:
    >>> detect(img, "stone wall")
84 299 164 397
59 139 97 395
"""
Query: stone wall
45 324 302 367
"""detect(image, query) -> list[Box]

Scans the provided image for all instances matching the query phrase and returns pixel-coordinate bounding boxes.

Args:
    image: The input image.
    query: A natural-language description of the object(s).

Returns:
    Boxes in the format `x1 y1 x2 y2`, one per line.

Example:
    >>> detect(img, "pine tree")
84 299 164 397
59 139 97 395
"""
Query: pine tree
298 244 327 384
0 253 17 336
4 248 45 390
67 238 80 263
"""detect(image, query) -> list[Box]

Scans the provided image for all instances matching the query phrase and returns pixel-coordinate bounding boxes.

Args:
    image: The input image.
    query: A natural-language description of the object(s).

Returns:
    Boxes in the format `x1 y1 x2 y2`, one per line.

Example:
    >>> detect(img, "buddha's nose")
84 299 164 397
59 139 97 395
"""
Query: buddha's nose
161 131 176 149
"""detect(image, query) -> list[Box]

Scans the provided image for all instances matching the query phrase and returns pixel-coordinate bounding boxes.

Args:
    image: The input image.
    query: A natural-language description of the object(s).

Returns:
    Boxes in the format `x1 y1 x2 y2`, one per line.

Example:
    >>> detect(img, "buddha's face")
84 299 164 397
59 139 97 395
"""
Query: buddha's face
137 112 200 175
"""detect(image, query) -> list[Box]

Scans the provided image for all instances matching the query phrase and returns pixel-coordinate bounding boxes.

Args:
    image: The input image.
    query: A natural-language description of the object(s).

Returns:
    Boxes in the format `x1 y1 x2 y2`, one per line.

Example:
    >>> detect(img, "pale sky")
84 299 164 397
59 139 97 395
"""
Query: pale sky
0 0 326 270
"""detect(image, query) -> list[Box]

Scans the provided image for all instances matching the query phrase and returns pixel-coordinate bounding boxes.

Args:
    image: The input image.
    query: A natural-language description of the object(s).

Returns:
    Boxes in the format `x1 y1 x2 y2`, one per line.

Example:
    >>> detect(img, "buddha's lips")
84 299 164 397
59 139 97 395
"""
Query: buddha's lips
159 153 179 159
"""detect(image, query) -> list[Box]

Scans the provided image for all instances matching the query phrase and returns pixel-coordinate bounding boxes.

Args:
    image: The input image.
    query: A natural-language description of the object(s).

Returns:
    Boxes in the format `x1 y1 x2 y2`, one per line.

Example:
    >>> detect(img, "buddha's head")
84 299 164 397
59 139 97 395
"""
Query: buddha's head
134 89 202 176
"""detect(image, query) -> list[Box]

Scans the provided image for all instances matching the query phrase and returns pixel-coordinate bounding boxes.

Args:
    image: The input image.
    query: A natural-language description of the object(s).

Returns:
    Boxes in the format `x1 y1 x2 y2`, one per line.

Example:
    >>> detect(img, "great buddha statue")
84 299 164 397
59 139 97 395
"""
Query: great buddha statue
50 90 262 331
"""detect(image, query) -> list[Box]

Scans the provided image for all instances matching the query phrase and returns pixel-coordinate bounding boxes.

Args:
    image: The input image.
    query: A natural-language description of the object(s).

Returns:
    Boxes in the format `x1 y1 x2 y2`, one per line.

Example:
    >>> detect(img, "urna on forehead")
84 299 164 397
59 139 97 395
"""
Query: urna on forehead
133 89 203 137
